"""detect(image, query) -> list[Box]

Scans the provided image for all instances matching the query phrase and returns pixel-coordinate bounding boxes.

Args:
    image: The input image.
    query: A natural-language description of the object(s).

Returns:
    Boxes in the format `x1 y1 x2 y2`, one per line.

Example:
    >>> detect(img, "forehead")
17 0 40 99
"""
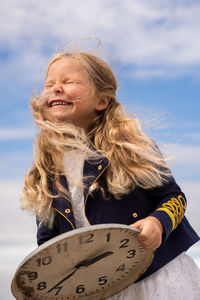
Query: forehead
46 57 87 79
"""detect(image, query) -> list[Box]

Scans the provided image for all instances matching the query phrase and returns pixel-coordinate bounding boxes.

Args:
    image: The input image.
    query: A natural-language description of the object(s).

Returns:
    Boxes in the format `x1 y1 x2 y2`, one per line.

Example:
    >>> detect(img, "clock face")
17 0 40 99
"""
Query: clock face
11 224 154 300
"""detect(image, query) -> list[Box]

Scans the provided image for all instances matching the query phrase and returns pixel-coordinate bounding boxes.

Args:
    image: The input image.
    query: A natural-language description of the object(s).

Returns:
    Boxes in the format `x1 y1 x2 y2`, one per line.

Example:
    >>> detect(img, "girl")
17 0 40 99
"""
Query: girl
22 51 200 299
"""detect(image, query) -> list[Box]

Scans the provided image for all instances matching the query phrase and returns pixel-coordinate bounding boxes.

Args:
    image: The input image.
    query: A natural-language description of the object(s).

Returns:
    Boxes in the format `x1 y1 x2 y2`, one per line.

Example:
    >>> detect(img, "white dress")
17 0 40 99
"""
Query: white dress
64 154 200 299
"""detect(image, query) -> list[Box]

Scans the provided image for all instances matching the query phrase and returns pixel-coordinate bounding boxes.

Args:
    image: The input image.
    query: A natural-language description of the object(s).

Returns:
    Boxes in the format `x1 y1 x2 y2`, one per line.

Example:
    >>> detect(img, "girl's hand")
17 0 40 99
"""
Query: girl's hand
131 216 163 251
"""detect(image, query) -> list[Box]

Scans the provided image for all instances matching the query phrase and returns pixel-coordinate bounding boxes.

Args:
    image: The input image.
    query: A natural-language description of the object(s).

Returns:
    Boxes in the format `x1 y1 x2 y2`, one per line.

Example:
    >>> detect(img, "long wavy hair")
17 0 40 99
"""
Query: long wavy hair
21 51 171 226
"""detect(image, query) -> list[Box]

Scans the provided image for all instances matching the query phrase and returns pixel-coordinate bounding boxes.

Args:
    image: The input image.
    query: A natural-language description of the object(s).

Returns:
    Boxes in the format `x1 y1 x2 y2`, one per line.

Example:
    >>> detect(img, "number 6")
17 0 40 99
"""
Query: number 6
76 284 85 294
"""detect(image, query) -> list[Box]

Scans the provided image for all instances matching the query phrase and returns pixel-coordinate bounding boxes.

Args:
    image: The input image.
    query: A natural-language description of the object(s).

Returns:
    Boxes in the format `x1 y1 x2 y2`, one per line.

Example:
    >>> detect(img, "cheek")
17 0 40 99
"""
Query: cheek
66 83 92 99
61 86 77 100
40 89 51 105
41 91 48 99
39 92 49 108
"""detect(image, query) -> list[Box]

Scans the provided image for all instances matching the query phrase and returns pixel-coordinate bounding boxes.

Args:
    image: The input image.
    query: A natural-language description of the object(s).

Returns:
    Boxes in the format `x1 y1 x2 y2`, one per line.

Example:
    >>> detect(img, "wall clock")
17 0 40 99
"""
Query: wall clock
11 223 154 300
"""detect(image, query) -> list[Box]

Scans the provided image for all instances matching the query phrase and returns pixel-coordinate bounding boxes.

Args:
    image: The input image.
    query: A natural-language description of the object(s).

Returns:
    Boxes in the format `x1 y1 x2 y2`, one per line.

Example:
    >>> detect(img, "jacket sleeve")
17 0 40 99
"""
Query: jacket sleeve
143 176 187 241
36 216 59 246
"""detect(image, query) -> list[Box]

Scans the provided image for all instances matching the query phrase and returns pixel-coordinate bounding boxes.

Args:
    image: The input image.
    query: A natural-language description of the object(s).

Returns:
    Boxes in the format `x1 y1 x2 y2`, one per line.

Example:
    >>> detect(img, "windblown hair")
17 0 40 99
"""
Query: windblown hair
21 51 171 225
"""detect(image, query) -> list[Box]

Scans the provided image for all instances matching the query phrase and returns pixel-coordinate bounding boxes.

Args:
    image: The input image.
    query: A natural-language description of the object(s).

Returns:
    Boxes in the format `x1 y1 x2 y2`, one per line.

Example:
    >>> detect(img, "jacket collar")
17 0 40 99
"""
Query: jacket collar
52 143 110 200
83 143 110 187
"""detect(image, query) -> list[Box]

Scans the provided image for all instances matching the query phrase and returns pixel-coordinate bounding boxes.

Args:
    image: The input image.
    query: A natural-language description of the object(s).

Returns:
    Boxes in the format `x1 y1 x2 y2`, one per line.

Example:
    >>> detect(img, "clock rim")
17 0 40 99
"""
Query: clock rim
11 223 154 299
13 224 141 272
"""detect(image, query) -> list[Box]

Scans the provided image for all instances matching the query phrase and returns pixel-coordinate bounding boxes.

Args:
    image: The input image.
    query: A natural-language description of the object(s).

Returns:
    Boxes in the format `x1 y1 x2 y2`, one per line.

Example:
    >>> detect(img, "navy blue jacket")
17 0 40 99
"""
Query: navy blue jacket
37 146 199 280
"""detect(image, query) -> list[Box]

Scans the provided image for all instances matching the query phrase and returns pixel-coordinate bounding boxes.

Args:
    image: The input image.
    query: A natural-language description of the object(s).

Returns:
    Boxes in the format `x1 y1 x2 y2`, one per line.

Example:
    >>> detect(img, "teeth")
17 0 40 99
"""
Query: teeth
51 101 68 107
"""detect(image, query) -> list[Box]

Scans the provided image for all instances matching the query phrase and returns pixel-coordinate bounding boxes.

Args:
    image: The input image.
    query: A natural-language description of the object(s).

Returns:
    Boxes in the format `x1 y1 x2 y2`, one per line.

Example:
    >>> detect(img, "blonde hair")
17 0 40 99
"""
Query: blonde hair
21 51 171 225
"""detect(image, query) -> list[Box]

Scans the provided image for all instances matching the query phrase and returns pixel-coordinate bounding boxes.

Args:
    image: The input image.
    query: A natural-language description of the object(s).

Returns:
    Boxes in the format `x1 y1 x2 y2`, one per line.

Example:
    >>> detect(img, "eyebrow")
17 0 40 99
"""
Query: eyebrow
44 80 54 85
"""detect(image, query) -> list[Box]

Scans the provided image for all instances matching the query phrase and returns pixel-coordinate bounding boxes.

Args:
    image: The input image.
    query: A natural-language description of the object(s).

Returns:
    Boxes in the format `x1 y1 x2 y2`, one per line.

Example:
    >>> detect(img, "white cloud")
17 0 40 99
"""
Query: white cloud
0 149 33 179
0 180 36 245
125 65 200 79
158 144 200 182
181 181 200 232
0 127 35 140
167 144 200 164
157 143 200 233
1 0 200 79
166 144 200 168
0 179 36 299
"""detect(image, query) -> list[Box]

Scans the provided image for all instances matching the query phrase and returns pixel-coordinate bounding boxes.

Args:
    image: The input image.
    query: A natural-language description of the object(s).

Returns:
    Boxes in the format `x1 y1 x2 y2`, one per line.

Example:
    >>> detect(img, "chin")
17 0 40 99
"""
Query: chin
43 111 69 123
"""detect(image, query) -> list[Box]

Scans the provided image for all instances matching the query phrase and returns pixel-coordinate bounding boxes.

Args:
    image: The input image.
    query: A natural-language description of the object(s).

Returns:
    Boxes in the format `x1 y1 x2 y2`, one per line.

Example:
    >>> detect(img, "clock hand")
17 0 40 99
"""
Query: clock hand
46 251 113 294
46 268 78 294
75 250 114 268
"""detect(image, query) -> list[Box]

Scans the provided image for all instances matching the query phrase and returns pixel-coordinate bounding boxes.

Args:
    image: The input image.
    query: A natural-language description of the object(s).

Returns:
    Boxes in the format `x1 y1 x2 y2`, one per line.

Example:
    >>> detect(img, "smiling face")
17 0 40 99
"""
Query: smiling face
40 57 108 130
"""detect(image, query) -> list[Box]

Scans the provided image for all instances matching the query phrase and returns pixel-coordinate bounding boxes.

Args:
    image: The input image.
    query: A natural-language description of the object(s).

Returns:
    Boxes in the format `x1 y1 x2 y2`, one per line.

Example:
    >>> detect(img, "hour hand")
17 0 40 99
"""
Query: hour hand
75 250 113 268
46 251 113 295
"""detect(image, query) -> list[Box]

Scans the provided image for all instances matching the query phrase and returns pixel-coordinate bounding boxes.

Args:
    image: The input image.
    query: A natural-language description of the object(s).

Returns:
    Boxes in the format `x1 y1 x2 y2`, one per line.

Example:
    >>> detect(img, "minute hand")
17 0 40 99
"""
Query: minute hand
46 268 78 294
75 250 113 268
46 251 113 294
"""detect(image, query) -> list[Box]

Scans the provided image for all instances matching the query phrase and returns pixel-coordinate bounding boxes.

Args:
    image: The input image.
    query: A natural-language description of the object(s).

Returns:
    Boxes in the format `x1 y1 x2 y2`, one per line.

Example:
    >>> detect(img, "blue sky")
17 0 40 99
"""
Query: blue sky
1 0 200 299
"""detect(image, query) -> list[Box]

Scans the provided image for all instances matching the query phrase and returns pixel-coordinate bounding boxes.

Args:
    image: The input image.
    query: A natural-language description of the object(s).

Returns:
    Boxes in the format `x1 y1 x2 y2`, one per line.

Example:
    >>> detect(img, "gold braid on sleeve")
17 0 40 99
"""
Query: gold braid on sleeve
156 195 187 230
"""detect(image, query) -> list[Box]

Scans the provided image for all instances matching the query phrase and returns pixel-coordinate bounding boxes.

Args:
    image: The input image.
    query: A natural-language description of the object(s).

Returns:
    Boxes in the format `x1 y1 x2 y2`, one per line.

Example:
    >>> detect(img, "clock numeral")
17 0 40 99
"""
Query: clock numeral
98 276 108 285
52 286 63 296
116 263 125 272
37 281 47 290
76 284 85 294
56 242 68 254
79 233 94 244
127 249 136 258
106 232 111 242
119 239 129 248
28 271 38 280
36 256 52 266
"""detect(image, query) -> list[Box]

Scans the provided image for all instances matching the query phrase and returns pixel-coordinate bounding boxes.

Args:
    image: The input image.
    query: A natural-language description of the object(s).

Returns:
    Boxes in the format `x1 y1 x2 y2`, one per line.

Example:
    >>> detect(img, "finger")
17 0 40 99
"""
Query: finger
131 219 162 250
142 239 161 250
138 237 157 250
137 224 153 241
137 227 159 248
131 220 148 234
139 232 162 250
130 221 143 231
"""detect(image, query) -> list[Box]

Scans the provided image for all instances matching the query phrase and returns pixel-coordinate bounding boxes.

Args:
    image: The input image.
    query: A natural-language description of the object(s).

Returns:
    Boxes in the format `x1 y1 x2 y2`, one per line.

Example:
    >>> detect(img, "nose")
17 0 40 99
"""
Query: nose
52 82 64 93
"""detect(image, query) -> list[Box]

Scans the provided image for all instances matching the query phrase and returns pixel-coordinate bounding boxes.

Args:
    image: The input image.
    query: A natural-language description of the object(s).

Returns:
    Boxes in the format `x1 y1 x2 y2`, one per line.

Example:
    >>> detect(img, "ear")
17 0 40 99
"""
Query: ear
95 96 110 111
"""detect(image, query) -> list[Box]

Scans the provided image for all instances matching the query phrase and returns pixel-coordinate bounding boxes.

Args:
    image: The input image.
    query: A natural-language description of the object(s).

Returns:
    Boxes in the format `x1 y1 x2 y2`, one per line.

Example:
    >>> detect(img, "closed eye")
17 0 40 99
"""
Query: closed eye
45 82 54 88
64 81 76 84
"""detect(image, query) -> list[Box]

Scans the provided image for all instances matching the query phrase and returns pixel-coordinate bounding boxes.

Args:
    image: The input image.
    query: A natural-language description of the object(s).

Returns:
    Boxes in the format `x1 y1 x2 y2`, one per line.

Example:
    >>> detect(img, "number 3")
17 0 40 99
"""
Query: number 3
127 249 136 258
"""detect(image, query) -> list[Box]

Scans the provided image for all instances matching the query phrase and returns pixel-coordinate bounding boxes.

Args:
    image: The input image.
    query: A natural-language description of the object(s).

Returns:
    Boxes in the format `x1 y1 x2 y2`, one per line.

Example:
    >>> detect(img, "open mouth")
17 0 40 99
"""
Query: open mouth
49 100 73 107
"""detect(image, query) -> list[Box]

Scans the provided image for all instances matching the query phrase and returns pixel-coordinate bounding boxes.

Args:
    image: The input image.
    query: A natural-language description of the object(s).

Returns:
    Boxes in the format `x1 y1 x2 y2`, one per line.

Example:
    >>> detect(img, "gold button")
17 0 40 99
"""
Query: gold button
65 209 71 214
132 212 138 218
98 165 102 170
